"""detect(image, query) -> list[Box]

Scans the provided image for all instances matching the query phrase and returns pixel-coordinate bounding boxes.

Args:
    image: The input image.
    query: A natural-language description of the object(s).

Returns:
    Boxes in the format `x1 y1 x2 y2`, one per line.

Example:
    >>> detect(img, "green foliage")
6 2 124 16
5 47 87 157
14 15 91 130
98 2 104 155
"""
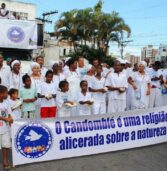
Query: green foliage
54 0 131 57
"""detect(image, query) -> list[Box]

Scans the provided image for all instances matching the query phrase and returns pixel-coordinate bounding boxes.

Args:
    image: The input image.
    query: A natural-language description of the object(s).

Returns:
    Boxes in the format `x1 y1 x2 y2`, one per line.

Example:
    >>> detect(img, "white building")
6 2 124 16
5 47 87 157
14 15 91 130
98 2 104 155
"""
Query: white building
0 0 36 20
156 44 167 62
141 45 158 63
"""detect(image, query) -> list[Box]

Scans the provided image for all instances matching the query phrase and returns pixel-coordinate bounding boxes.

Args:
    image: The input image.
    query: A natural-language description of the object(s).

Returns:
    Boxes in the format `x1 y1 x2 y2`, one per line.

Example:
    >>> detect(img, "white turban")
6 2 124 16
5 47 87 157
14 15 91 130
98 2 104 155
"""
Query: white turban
139 61 147 68
30 62 40 70
48 60 59 69
11 60 20 69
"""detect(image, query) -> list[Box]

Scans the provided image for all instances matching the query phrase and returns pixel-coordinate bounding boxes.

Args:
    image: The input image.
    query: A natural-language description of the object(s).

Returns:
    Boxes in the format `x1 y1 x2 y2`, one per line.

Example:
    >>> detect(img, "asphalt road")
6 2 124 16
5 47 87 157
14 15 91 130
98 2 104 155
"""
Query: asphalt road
0 143 167 171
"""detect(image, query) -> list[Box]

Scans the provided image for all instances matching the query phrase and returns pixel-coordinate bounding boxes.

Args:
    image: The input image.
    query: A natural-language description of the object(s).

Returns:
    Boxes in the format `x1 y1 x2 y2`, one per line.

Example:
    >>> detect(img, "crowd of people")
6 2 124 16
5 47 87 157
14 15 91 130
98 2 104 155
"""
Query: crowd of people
0 3 20 20
0 53 167 169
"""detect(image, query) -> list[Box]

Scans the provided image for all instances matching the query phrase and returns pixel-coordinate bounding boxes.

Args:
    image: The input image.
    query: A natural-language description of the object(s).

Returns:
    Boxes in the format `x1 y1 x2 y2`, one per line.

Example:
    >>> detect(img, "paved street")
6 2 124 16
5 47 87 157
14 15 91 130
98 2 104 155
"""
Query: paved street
0 143 167 171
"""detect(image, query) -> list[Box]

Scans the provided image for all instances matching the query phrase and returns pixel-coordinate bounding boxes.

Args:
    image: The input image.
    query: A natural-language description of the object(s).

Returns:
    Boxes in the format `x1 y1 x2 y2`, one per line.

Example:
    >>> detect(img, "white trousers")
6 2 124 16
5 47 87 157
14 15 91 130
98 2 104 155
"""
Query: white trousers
107 99 126 113
149 88 163 108
92 101 106 115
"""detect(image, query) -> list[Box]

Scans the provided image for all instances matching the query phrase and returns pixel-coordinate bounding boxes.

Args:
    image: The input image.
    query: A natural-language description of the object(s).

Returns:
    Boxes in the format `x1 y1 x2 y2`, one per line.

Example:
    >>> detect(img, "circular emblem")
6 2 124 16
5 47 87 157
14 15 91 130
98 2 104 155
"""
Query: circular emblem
15 121 53 159
7 26 25 43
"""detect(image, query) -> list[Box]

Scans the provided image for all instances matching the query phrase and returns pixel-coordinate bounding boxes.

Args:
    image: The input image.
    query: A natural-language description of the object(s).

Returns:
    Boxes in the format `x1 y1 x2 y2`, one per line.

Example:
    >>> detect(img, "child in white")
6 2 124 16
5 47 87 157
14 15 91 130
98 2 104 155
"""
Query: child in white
78 80 93 116
105 61 128 113
89 65 107 114
8 88 22 120
0 85 13 169
38 70 57 118
56 80 74 117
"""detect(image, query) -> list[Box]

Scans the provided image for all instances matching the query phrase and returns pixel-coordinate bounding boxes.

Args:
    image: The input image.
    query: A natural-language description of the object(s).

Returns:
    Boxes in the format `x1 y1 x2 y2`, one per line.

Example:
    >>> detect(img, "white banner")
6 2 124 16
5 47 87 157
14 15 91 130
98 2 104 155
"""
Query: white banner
12 106 167 166
0 19 37 49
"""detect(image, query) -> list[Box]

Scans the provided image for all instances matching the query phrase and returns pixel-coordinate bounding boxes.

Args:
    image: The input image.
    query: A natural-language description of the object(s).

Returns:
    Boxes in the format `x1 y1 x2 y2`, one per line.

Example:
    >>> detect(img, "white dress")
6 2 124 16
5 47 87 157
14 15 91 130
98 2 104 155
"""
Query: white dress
131 72 151 109
9 72 23 89
105 72 128 113
56 91 71 117
77 92 92 116
31 76 44 118
90 76 106 115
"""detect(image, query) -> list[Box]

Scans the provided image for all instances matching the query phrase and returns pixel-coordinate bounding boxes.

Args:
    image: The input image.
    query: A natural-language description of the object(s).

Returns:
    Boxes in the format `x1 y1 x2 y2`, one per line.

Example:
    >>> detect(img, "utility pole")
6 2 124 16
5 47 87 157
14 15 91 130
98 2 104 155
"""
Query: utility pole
36 10 58 25
119 40 133 59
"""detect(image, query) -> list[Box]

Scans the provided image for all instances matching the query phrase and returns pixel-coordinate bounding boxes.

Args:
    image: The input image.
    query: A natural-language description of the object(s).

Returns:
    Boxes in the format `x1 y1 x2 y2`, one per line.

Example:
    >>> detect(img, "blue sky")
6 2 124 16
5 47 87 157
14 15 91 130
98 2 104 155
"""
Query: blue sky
19 0 167 56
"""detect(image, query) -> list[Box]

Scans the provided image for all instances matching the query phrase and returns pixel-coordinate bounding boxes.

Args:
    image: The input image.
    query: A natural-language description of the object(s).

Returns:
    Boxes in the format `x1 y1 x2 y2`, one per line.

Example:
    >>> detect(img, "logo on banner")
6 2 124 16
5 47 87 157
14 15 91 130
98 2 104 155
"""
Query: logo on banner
7 26 25 43
15 121 53 159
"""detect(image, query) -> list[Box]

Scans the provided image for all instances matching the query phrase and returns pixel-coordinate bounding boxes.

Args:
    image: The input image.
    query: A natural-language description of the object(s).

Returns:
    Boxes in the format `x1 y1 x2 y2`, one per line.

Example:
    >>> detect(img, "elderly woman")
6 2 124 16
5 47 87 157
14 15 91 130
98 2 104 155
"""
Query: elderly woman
30 62 44 118
129 61 151 109
9 60 23 89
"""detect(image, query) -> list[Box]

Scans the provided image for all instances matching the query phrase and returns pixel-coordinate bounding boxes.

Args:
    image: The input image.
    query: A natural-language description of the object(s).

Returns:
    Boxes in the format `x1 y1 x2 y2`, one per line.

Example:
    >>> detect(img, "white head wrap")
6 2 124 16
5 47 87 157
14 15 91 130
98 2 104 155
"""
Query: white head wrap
30 62 40 70
48 60 59 69
11 60 20 69
139 61 147 68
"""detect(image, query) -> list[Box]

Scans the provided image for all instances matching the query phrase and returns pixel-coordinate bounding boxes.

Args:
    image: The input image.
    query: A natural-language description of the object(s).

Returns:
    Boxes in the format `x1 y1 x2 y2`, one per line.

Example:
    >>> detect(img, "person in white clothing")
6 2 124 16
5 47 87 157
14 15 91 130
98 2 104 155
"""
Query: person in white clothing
0 54 10 89
56 80 75 117
89 65 107 114
51 61 66 91
76 56 89 78
8 88 21 120
0 3 9 18
30 62 44 118
64 58 81 116
38 70 57 118
129 61 151 109
105 61 128 113
78 80 93 116
0 85 13 169
9 60 23 89
147 61 163 108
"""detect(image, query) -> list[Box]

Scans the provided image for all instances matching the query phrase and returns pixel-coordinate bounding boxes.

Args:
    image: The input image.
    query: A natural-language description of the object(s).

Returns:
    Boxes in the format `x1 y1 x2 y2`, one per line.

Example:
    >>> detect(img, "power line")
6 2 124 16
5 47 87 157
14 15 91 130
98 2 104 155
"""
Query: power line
122 1 167 14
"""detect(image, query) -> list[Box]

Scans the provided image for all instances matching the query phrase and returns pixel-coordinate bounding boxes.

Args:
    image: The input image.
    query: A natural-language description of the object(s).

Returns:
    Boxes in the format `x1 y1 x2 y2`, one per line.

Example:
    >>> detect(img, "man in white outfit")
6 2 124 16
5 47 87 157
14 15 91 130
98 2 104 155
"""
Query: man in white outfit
148 61 163 108
0 54 10 89
105 61 128 113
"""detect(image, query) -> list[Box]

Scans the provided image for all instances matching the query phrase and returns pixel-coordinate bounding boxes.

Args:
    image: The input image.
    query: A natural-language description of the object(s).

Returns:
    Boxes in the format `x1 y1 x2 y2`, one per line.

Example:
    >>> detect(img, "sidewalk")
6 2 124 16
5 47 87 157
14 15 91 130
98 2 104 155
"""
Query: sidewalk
0 143 167 171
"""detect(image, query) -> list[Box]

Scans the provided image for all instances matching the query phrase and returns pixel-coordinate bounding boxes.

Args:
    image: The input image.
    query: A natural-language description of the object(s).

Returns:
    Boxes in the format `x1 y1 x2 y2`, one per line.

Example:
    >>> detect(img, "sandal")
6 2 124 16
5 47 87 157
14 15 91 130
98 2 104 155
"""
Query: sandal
3 164 11 170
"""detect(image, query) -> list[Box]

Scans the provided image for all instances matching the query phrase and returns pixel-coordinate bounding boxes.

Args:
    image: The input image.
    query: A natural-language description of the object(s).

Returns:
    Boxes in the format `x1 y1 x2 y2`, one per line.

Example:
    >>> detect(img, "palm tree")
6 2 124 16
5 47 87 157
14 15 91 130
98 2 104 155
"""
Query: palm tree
55 10 79 51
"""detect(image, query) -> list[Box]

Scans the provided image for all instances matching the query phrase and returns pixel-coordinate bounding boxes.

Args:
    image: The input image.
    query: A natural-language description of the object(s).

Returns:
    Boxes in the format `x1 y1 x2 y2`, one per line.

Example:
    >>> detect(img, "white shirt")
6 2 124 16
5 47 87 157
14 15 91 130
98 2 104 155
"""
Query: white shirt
65 70 81 101
105 72 128 100
56 91 71 117
77 92 92 116
40 67 48 77
0 65 10 88
8 99 21 120
0 100 11 134
76 66 88 78
147 68 162 88
53 73 66 92
38 82 56 107
0 8 9 18
9 72 23 89
90 76 106 102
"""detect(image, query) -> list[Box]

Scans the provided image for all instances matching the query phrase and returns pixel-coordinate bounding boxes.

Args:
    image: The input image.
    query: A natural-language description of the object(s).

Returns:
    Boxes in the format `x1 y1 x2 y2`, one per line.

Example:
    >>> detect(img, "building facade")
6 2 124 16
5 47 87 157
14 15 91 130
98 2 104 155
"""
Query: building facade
141 45 158 63
0 0 36 20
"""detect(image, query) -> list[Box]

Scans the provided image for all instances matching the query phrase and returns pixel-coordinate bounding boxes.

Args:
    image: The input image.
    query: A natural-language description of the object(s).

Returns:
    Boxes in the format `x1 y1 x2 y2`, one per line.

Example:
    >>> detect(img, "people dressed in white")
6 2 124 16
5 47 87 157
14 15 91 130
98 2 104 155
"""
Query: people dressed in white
0 3 9 19
64 58 81 116
51 60 66 91
77 80 93 116
9 60 23 89
30 62 44 118
147 61 163 108
76 57 89 79
89 65 107 114
0 54 10 89
105 61 128 113
129 61 151 109
56 80 74 117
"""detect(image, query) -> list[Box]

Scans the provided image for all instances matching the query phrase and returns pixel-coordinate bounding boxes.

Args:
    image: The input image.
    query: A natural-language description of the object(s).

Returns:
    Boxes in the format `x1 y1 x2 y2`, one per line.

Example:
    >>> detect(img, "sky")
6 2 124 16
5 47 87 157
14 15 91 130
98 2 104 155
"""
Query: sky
18 0 167 56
